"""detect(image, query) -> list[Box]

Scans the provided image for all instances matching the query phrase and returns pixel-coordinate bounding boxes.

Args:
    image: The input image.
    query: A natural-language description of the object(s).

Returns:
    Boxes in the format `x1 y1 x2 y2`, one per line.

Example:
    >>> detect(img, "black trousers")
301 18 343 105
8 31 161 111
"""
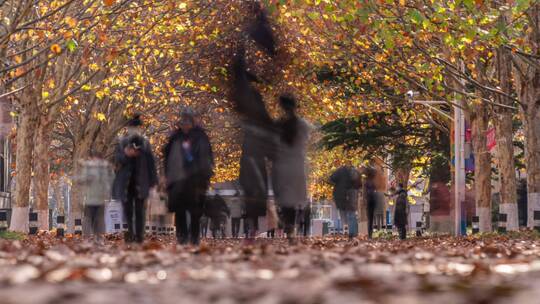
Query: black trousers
367 203 375 239
123 194 146 243
84 205 105 236
397 225 407 240
281 207 297 237
231 218 241 238
175 207 202 245
200 217 209 238
169 182 205 245
245 216 259 238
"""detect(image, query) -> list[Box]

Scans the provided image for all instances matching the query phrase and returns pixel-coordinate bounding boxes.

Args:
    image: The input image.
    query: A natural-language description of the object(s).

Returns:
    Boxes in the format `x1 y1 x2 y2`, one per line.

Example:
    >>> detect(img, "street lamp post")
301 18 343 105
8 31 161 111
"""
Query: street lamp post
407 91 465 236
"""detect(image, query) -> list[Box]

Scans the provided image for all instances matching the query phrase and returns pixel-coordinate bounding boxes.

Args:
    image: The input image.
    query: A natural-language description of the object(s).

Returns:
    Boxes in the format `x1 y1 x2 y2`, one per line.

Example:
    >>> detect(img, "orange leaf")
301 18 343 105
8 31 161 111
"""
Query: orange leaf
50 44 62 54
104 0 115 6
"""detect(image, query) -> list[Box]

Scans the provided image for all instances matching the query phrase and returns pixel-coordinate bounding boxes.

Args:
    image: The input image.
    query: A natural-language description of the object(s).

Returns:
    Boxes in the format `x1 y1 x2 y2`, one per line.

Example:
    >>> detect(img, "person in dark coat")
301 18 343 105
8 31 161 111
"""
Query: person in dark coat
229 191 244 238
231 49 276 239
229 6 281 239
364 167 377 239
163 109 214 245
112 114 158 243
394 183 408 240
200 215 209 239
330 165 361 238
206 193 230 239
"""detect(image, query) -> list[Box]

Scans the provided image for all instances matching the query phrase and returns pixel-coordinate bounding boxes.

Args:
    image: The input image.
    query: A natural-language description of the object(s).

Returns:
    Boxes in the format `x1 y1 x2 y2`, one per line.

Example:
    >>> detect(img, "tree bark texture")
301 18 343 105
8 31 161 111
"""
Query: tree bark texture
513 4 540 228
494 45 518 230
471 102 492 232
10 91 38 232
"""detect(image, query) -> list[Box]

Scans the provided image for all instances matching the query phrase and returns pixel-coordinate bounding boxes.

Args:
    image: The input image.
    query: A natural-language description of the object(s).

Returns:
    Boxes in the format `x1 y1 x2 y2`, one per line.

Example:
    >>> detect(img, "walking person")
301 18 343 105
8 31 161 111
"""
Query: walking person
112 114 158 244
394 184 409 240
78 150 114 239
200 215 209 239
231 50 276 239
164 109 214 245
364 167 377 239
266 200 279 238
207 193 230 239
272 94 311 242
374 191 386 231
229 192 244 238
302 204 312 237
330 164 361 239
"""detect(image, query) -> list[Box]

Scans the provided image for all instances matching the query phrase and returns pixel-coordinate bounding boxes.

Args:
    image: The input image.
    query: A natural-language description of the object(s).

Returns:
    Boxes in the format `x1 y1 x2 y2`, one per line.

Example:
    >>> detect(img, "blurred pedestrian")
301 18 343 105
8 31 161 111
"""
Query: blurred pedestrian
330 164 361 239
207 193 230 239
112 114 158 244
272 94 311 242
231 50 276 239
78 150 114 239
164 109 214 245
374 191 386 230
229 191 244 238
364 167 377 239
266 200 278 238
301 204 312 237
394 183 408 240
200 215 209 238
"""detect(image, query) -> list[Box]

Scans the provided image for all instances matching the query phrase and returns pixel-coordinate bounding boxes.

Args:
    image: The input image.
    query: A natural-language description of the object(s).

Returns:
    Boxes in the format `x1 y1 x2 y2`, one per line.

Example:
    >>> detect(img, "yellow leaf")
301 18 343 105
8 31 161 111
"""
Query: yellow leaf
95 90 105 100
179 2 187 9
96 113 106 121
65 17 77 28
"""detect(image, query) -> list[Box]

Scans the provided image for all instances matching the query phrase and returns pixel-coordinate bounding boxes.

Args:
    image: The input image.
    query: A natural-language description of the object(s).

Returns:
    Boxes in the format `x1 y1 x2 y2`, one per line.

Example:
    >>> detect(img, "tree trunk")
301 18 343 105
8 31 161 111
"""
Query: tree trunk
33 116 51 231
471 103 492 232
494 45 518 230
52 178 65 215
520 97 540 228
512 3 540 228
10 93 38 232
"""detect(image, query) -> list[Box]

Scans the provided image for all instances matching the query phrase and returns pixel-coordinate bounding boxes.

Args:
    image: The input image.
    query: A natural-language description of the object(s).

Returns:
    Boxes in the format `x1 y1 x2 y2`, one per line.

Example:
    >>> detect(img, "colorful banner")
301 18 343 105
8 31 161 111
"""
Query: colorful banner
486 127 496 152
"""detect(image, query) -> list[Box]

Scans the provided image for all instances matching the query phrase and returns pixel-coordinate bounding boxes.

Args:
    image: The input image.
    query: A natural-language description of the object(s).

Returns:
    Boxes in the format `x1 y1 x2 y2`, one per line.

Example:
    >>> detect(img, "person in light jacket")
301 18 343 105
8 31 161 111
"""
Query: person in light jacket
78 150 114 238
271 94 311 241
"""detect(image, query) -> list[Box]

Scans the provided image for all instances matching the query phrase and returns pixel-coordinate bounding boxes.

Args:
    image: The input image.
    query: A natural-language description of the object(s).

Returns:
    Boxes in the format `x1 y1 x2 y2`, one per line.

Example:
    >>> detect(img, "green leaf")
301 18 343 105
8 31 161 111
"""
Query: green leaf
409 9 424 24
308 11 320 20
463 0 474 10
66 39 77 52
516 0 531 12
